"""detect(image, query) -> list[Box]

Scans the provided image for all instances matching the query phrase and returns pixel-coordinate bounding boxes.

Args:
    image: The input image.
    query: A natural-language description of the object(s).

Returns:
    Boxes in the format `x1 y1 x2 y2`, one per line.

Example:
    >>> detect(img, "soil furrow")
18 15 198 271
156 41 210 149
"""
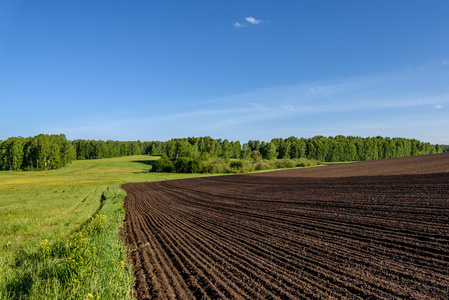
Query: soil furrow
122 153 449 299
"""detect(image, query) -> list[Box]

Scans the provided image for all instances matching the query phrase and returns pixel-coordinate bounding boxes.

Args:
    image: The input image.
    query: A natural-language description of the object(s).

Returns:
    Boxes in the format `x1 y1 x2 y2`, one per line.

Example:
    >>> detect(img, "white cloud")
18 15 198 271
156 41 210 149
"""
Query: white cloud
434 104 444 109
442 59 449 66
234 16 263 28
245 16 262 25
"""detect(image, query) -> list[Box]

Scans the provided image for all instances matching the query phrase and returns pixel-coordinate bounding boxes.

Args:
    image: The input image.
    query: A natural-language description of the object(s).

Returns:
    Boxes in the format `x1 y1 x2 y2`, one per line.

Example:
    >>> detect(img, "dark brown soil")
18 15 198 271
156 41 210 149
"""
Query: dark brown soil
122 153 449 299
253 152 449 178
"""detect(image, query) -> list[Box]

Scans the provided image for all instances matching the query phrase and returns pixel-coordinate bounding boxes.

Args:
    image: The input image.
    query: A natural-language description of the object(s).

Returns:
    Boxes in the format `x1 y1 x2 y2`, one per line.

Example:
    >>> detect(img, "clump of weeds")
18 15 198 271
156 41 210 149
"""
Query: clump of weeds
0 211 134 299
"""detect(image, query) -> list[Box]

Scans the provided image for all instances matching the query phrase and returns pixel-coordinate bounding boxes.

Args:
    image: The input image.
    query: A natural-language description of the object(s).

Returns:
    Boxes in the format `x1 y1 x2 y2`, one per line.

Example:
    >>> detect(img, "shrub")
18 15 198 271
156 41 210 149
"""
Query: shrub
151 155 175 172
230 160 245 170
174 157 205 173
203 158 230 173
295 158 321 167
174 157 191 173
254 161 272 171
275 159 296 169
150 155 320 174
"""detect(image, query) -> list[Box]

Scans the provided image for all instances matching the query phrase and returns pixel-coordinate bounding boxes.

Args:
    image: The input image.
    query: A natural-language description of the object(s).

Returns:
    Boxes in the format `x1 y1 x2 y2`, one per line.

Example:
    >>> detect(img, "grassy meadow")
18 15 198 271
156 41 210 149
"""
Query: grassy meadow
0 155 207 299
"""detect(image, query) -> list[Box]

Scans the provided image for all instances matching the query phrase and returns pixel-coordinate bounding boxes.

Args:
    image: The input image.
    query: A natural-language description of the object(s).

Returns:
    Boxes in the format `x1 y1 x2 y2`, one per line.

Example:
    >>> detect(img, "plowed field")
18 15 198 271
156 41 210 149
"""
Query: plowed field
122 153 449 299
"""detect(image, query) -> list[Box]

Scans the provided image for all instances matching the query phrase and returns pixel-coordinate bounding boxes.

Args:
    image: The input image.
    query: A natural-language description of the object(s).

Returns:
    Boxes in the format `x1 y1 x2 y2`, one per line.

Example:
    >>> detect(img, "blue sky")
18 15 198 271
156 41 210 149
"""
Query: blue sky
1 1 448 144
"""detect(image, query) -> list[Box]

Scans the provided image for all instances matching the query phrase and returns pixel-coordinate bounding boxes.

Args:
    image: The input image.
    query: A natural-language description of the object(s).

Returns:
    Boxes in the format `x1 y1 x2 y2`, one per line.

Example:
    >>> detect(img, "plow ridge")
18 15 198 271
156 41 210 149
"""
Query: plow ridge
122 154 449 299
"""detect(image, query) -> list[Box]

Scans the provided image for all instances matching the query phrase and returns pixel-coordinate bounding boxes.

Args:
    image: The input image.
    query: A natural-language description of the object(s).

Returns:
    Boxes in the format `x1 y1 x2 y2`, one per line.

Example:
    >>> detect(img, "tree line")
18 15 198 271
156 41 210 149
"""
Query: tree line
0 135 149 171
0 134 443 171
248 136 441 161
72 139 145 160
146 135 440 162
0 134 75 171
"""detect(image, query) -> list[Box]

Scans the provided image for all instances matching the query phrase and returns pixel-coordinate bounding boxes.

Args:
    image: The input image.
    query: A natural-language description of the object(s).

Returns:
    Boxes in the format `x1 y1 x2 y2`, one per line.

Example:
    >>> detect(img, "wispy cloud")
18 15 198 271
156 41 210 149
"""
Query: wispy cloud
442 59 449 66
50 64 449 143
234 16 263 28
245 16 263 25
202 73 449 114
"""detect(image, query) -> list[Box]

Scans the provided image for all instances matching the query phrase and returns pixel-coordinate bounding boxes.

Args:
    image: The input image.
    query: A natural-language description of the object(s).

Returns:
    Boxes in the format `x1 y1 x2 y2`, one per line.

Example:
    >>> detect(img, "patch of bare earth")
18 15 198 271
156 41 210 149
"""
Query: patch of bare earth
122 153 449 299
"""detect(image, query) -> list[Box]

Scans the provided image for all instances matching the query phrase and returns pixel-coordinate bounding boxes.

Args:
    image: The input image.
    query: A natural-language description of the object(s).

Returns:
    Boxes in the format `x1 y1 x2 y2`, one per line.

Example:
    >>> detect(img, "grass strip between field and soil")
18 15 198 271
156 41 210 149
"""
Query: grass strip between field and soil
1 188 133 299
0 155 209 299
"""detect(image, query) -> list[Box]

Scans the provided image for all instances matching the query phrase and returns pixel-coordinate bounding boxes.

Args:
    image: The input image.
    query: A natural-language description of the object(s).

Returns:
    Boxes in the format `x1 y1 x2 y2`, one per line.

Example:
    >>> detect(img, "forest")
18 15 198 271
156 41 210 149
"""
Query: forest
0 135 145 171
0 134 444 171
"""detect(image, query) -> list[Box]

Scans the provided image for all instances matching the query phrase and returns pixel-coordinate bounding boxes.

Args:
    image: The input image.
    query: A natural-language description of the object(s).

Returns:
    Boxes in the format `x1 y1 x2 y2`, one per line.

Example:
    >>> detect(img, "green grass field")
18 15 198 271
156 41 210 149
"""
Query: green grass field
0 155 207 299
